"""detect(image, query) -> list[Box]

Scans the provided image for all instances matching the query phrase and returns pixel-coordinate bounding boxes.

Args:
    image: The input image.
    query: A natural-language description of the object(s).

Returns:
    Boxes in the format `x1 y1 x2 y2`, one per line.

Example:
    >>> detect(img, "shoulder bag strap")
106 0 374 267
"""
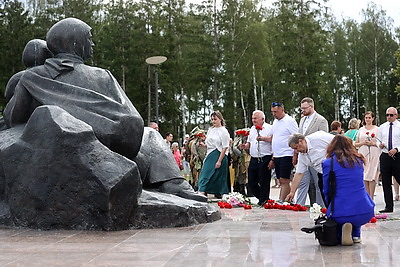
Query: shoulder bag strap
328 157 336 215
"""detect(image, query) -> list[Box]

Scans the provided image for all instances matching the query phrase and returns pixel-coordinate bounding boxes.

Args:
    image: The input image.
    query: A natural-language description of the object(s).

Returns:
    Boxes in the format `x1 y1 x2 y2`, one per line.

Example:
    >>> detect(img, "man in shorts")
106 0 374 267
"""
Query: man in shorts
268 102 299 202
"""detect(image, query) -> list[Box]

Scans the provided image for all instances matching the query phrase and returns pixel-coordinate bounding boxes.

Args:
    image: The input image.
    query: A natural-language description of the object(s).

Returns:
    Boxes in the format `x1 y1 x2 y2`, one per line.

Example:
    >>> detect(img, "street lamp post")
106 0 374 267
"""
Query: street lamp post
145 56 167 125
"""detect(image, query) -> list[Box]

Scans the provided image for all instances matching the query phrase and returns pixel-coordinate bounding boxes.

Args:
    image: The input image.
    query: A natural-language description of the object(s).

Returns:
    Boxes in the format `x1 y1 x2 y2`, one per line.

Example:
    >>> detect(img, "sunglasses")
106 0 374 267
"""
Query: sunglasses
386 114 396 117
272 102 282 107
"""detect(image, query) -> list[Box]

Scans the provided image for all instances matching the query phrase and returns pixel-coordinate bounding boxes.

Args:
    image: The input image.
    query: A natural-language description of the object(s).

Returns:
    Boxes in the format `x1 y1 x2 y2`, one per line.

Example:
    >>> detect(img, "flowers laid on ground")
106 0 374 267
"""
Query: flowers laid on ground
308 203 327 219
218 192 252 209
375 213 388 219
263 200 307 211
369 213 388 223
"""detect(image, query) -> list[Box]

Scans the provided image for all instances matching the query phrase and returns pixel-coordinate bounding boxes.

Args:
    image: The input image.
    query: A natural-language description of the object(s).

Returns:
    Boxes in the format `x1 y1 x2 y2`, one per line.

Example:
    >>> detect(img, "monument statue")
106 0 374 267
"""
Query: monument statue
0 18 217 230
5 39 53 102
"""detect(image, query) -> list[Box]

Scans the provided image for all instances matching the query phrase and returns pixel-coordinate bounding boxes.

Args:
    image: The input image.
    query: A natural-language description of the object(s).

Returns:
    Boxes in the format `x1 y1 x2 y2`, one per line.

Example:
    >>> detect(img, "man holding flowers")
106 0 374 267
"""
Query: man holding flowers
240 110 273 205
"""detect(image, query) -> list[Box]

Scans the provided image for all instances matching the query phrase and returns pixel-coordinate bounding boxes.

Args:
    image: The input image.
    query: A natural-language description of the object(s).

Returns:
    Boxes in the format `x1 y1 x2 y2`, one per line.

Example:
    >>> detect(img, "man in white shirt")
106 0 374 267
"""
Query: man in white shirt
269 102 299 202
285 131 334 204
241 110 273 205
377 107 400 213
296 97 328 206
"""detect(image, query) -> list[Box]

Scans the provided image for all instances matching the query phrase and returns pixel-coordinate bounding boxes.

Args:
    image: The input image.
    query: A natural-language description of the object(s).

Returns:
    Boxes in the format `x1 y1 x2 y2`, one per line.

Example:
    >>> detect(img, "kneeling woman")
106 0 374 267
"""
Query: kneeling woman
322 135 375 246
198 110 230 197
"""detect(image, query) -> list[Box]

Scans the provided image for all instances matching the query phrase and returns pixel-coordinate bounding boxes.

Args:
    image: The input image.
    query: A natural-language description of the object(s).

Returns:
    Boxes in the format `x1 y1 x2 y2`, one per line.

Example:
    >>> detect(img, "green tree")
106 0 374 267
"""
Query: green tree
265 0 334 120
0 0 33 113
358 3 399 124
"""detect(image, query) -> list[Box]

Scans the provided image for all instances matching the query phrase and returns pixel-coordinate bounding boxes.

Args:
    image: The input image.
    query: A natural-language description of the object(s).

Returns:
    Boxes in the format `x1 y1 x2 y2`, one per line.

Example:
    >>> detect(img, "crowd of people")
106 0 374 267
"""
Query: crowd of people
157 98 399 246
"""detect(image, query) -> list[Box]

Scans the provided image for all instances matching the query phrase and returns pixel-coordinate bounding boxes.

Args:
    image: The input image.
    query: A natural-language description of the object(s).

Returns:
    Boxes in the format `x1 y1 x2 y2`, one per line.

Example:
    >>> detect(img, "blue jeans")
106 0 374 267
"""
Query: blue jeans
296 167 325 207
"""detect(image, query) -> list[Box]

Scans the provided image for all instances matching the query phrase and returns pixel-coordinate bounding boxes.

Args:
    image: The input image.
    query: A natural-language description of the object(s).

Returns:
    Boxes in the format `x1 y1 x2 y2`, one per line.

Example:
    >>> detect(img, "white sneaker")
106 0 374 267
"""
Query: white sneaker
341 223 353 246
353 237 361 243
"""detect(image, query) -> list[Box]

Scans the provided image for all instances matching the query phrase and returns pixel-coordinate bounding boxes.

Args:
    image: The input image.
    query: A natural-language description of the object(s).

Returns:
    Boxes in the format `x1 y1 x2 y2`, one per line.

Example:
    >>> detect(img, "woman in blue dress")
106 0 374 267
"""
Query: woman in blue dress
322 135 375 246
198 110 230 197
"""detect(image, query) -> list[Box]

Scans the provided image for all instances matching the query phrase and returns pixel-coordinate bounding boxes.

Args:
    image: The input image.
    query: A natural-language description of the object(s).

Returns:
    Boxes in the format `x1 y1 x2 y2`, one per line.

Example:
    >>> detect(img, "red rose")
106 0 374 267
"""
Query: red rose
366 132 369 135
292 207 299 211
255 125 263 131
371 133 375 138
370 217 377 223
321 208 327 214
301 206 307 211
244 205 252 209
225 203 233 209
196 132 205 138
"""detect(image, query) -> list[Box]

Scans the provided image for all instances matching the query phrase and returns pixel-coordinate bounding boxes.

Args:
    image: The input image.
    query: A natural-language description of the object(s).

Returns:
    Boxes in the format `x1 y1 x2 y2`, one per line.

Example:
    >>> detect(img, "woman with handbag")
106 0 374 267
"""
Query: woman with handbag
322 135 375 246
198 110 230 197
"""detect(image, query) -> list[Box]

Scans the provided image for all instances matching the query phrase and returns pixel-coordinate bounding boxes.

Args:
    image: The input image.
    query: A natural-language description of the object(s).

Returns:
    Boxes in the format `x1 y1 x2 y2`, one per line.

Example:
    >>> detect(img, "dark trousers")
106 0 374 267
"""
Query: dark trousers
380 152 400 210
248 155 272 204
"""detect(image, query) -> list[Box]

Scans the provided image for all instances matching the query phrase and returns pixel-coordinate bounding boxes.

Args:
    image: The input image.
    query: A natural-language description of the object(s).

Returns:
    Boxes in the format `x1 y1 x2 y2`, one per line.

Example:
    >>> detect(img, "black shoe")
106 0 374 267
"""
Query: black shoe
379 208 393 213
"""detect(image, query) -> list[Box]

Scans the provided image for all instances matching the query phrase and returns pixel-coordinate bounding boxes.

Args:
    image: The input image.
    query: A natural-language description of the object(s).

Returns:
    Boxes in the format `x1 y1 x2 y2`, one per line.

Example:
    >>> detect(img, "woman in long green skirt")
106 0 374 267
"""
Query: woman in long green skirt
198 110 230 196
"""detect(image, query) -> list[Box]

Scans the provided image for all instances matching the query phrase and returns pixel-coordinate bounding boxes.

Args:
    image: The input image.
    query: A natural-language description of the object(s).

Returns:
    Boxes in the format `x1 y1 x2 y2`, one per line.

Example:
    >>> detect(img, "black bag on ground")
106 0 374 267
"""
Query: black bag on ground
300 157 339 246
301 215 338 246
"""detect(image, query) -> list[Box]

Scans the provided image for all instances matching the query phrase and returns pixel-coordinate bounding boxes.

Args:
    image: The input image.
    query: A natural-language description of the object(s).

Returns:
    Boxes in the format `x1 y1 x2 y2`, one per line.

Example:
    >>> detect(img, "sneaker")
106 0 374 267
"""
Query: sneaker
341 223 353 246
353 237 361 243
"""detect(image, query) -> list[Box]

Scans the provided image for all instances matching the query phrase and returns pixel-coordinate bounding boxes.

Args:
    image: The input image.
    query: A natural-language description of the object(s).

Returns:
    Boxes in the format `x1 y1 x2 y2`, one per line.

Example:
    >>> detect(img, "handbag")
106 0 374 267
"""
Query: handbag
301 157 338 246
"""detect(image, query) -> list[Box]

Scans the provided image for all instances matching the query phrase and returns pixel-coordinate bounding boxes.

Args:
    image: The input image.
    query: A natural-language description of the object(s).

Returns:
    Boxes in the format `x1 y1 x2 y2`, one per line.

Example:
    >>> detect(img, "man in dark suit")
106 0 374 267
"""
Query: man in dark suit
378 107 400 212
296 97 328 206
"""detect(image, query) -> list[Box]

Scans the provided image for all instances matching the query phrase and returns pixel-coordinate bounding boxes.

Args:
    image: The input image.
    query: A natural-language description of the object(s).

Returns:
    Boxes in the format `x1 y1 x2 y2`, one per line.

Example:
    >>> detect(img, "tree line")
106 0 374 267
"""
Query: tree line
1 0 400 139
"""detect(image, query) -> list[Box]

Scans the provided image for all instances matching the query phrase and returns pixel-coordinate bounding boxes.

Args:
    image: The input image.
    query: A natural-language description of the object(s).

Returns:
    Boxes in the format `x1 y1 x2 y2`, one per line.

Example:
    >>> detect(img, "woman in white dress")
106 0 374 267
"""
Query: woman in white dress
198 111 230 197
355 111 380 199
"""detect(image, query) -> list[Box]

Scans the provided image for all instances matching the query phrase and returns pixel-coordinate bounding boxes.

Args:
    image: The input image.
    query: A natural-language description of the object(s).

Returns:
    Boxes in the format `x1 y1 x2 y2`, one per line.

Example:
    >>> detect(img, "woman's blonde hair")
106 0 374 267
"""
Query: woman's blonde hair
348 118 360 129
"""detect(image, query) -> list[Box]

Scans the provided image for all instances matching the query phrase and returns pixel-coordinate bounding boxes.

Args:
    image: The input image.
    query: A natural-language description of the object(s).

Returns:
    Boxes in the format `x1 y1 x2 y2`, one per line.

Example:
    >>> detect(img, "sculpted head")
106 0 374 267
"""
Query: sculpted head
22 39 53 68
46 18 94 60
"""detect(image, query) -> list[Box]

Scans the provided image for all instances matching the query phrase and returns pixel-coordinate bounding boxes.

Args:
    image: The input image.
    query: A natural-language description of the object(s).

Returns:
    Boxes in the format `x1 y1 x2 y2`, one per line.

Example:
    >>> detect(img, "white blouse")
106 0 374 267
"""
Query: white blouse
205 126 230 157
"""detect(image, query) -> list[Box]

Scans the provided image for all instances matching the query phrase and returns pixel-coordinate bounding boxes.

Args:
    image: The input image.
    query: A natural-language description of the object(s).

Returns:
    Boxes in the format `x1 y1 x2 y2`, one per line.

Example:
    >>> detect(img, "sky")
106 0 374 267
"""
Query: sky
325 0 400 27
187 0 400 28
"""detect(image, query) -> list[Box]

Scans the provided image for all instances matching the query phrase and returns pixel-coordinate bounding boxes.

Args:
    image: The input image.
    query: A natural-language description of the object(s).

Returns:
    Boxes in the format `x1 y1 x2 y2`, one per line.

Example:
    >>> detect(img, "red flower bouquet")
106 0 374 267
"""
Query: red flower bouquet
263 200 307 212
255 125 263 131
218 192 252 209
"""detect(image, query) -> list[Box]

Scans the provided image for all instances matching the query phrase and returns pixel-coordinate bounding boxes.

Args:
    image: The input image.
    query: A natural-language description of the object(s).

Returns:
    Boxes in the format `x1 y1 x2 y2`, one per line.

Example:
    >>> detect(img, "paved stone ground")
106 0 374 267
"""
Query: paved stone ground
0 185 399 266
